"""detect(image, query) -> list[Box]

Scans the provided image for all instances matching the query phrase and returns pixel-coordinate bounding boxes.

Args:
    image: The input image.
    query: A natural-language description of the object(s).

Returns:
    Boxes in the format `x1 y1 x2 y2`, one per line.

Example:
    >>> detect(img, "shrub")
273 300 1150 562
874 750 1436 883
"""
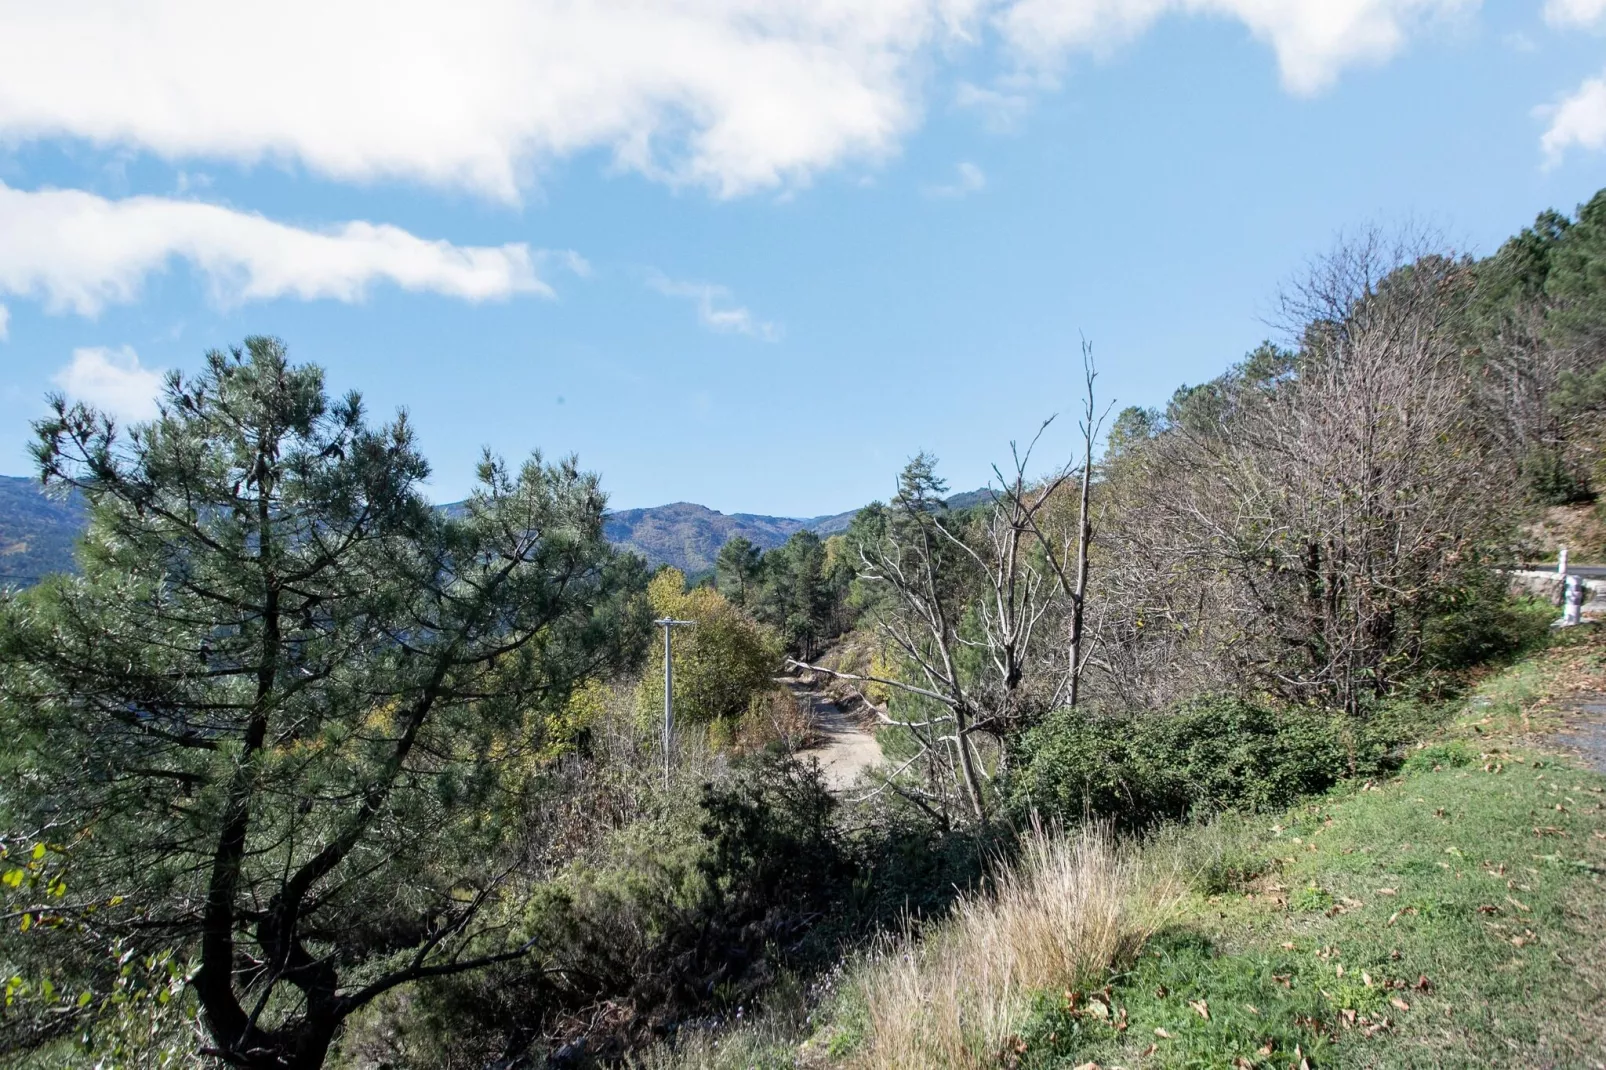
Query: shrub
1401 739 1478 773
717 688 820 755
1008 696 1362 830
636 569 783 728
1421 578 1555 672
338 754 852 1067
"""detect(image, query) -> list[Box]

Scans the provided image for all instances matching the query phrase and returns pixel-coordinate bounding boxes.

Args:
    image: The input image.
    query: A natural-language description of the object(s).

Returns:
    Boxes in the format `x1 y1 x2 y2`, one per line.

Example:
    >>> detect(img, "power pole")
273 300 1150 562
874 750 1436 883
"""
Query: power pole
655 617 695 788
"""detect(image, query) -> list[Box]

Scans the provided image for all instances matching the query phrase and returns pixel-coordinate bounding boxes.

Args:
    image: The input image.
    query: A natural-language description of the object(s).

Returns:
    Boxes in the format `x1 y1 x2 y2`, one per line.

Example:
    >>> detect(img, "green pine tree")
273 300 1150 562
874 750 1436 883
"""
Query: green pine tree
0 338 649 1069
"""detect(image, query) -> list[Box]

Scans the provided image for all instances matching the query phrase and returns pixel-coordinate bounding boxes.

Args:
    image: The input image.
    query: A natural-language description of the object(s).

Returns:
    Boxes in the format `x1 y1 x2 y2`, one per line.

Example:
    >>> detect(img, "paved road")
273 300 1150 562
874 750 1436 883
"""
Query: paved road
1516 564 1606 579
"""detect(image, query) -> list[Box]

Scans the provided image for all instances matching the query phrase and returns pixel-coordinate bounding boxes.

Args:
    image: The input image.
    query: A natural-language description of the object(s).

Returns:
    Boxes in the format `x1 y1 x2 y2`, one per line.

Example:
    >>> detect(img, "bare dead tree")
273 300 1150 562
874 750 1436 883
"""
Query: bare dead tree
790 349 1110 819
1088 233 1512 713
1018 342 1110 708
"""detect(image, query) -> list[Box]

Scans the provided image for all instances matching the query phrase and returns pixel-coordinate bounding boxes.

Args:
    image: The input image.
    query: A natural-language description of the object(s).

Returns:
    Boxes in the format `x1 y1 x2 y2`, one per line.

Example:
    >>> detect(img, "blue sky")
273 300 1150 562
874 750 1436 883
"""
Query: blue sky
1 0 1605 517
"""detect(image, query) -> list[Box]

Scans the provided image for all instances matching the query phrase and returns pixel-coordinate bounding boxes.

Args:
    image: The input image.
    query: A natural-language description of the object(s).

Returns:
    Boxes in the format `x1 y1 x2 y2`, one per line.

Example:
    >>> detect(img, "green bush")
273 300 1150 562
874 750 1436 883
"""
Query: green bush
1420 578 1555 672
1008 696 1373 830
336 754 858 1067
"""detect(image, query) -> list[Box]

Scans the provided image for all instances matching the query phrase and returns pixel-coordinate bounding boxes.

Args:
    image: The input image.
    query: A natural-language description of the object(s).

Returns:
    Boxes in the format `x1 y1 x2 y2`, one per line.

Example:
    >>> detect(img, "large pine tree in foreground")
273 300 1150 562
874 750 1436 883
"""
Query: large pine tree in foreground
0 338 648 1068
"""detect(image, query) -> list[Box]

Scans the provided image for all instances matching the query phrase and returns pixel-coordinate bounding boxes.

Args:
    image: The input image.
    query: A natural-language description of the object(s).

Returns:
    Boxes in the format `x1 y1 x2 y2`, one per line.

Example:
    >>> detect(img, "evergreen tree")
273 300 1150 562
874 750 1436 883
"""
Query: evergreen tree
0 339 649 1069
782 530 828 660
714 534 763 607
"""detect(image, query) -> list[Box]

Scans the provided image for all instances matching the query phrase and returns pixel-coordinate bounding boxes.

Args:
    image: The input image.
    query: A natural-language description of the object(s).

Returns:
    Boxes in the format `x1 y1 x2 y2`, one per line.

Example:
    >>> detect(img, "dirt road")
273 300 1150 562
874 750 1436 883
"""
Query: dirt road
783 673 883 791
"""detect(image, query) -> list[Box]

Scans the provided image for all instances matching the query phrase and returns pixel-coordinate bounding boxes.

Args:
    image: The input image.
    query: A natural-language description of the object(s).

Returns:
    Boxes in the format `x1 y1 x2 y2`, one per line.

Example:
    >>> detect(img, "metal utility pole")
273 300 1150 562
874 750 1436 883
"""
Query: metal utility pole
655 617 695 788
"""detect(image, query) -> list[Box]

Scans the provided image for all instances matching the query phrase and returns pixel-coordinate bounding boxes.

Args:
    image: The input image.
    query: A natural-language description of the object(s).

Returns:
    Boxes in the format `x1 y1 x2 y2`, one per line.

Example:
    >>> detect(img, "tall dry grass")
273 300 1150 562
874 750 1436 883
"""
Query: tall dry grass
853 823 1165 1070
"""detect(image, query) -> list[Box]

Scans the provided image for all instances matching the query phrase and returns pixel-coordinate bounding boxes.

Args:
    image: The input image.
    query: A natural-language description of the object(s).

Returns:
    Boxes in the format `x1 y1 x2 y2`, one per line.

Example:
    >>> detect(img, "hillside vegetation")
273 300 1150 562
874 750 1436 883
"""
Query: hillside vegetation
686 627 1606 1070
0 477 82 587
601 498 985 575
0 479 988 581
0 190 1604 1070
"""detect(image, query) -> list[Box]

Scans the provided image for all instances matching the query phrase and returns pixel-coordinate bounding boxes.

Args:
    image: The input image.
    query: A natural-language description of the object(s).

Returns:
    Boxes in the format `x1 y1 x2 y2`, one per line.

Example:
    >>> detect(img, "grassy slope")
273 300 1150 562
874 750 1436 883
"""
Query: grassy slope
633 630 1606 1070
781 630 1602 1070
1018 628 1606 1070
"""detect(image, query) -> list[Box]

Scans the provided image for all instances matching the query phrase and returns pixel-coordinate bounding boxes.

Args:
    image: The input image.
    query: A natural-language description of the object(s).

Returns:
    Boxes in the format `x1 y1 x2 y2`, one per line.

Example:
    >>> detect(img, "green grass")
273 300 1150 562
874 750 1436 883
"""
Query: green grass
1013 633 1606 1069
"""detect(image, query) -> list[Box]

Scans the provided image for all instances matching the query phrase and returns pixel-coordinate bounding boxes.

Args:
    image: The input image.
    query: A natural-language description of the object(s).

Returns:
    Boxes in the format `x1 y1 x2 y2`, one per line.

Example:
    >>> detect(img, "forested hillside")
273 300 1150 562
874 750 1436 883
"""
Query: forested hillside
0 476 82 587
0 482 986 579
602 501 813 572
601 492 988 571
1 191 1605 1070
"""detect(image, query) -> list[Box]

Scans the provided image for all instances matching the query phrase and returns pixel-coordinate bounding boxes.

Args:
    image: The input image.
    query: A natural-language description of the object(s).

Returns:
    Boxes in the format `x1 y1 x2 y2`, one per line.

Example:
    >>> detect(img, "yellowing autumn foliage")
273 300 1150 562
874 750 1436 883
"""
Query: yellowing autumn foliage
636 569 782 728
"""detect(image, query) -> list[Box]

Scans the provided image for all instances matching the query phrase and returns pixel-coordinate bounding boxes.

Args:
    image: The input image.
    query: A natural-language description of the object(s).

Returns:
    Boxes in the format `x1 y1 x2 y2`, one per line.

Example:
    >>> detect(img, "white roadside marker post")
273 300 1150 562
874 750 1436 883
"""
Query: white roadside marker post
1563 575 1585 628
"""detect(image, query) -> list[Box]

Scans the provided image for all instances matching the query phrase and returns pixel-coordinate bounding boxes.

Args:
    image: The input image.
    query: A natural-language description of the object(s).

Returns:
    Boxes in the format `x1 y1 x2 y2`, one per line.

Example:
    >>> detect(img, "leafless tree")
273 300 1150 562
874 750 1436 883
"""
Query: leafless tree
790 350 1108 820
1088 232 1514 713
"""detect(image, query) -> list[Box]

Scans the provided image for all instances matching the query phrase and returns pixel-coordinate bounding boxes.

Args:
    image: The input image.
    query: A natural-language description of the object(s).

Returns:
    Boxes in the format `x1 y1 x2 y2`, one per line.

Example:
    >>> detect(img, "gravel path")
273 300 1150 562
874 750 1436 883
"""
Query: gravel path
784 673 883 791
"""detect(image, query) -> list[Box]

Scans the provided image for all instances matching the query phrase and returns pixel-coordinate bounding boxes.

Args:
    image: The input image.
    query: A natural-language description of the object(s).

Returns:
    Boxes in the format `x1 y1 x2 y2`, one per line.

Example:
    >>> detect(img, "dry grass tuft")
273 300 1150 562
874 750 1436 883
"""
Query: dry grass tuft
853 823 1163 1070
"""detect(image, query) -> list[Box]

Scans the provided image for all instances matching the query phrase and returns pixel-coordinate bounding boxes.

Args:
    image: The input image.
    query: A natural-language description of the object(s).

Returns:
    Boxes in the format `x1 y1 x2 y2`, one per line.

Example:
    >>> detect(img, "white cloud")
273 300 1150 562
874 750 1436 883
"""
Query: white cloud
954 79 1036 131
925 160 988 197
647 273 782 341
996 0 1474 95
0 2 1480 202
0 181 561 317
0 1 983 202
0 304 8 341
1545 0 1606 26
1502 31 1539 53
52 346 164 424
1540 71 1606 164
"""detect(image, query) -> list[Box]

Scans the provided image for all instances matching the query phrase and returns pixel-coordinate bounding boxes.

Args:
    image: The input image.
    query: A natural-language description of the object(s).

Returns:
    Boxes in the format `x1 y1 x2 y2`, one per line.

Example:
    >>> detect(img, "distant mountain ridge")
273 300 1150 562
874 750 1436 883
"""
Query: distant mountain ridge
602 502 860 575
0 475 990 582
603 489 993 573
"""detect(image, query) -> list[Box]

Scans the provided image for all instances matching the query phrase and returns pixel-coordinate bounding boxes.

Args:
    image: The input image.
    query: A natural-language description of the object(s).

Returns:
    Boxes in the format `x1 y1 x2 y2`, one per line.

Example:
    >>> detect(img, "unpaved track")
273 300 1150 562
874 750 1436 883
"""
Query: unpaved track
783 673 883 790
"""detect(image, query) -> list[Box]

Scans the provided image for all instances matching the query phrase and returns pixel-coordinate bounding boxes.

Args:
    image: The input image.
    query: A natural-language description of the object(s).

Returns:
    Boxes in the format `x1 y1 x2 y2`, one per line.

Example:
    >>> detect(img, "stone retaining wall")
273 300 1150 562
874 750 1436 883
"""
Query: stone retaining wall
1507 570 1606 619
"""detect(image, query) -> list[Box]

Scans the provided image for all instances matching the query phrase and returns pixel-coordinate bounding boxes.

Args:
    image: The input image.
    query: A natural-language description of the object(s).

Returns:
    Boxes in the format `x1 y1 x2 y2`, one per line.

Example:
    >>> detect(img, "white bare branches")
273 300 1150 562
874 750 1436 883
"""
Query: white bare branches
838 349 1108 820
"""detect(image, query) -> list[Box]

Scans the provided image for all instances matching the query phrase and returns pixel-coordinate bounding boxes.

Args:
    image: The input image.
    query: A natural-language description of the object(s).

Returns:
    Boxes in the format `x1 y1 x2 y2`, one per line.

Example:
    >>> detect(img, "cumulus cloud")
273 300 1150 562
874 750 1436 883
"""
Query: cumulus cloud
1541 72 1606 164
647 273 781 341
925 160 988 197
52 346 164 423
0 1 1464 203
0 1 982 202
0 181 561 317
1545 0 1606 26
0 304 8 342
997 0 1473 95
